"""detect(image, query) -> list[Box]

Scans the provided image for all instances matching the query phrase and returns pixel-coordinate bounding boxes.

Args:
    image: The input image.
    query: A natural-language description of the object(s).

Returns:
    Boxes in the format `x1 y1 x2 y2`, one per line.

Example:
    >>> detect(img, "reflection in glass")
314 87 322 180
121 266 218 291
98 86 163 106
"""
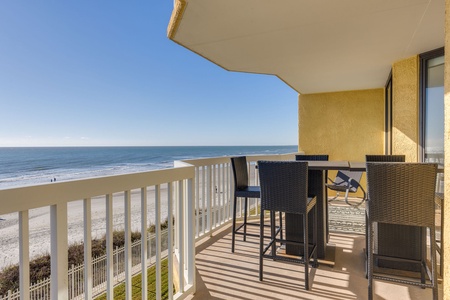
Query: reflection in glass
424 55 444 191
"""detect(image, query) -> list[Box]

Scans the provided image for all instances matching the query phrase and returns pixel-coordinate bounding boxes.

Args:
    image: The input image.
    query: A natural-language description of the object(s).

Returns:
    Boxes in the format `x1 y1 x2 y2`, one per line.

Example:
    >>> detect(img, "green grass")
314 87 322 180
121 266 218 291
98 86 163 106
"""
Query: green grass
94 258 170 300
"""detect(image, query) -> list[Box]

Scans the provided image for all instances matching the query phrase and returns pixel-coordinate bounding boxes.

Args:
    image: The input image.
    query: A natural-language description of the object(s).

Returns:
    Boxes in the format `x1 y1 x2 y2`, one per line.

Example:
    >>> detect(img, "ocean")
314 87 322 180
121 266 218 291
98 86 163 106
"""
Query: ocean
0 146 297 189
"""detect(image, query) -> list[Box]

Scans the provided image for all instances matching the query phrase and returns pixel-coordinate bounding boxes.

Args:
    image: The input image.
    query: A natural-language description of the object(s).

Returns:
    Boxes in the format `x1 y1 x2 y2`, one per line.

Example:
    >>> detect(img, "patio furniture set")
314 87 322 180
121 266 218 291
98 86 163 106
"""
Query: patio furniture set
230 155 440 300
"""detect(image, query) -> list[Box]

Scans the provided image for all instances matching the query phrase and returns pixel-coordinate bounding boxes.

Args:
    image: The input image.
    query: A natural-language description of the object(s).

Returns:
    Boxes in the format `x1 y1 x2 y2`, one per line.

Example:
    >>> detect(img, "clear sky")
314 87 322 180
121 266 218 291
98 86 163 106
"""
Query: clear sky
0 1 298 147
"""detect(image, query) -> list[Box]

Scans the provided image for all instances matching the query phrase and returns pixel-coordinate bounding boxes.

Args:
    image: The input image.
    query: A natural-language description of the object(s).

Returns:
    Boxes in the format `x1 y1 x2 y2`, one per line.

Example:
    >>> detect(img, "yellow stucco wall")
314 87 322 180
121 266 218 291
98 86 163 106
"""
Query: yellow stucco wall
298 89 385 161
297 33 447 295
298 89 384 197
391 56 420 162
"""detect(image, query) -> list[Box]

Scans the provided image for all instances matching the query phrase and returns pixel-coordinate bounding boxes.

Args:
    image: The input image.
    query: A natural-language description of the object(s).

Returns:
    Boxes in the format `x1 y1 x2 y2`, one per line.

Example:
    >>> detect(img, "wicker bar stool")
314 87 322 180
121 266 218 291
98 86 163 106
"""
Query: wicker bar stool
365 155 405 274
294 154 328 254
365 154 405 162
258 160 318 290
295 154 329 161
230 156 282 253
366 162 438 300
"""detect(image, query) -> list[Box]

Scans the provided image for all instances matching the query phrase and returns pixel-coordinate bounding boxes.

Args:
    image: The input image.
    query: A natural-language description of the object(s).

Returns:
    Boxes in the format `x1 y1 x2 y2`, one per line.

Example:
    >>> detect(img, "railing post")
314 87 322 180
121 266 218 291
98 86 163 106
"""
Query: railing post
50 203 68 300
195 167 200 238
228 163 232 220
212 165 216 227
83 197 93 300
167 182 174 300
124 190 132 300
186 178 195 290
177 180 184 293
202 166 206 235
217 164 222 224
71 264 74 299
141 187 148 300
207 166 212 235
19 210 30 300
149 234 152 264
106 194 114 300
155 185 161 300
115 246 119 278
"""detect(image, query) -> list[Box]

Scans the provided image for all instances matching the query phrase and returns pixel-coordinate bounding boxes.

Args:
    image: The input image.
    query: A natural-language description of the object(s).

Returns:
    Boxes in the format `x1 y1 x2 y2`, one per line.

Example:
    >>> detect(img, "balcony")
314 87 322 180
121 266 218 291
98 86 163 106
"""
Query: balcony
0 153 442 299
190 226 439 300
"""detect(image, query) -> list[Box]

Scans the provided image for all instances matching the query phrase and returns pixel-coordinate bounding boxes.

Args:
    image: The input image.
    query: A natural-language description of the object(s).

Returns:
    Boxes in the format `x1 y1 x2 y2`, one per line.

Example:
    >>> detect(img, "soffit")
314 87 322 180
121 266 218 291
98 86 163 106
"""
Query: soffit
169 0 444 94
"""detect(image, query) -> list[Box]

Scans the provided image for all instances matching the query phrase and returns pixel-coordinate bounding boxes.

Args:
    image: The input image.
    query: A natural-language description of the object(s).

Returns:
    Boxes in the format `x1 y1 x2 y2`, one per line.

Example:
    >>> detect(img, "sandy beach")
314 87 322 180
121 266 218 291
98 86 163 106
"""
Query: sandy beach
0 163 257 271
0 188 169 271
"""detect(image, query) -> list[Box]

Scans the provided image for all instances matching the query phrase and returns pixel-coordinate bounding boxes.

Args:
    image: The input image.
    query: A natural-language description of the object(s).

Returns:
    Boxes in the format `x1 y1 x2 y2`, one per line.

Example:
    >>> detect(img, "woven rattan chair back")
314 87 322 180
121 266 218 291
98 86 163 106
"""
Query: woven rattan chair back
365 155 405 162
364 154 406 265
258 160 317 290
231 156 249 190
258 161 309 214
366 162 437 227
230 156 281 253
295 154 329 161
366 162 438 299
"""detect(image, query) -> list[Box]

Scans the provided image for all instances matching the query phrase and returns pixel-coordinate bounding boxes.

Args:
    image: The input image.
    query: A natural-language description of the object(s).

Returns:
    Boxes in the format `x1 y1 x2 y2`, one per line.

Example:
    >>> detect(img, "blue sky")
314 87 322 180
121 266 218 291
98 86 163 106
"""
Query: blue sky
0 1 298 147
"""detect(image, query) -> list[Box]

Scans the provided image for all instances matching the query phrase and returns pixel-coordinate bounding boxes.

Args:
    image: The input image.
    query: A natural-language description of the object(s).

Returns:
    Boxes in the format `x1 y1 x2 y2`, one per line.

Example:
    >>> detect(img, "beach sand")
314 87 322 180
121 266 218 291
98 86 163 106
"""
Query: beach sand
0 164 256 271
0 187 169 271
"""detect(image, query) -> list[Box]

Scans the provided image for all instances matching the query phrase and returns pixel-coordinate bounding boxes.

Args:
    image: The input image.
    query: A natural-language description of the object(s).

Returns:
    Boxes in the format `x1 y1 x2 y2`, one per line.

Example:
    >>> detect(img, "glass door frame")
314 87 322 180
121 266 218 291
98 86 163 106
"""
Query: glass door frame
385 71 392 155
419 47 445 162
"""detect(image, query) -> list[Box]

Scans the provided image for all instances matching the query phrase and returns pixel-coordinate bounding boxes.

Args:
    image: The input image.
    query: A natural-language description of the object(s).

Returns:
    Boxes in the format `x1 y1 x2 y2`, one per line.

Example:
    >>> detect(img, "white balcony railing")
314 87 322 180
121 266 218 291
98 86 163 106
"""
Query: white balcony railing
0 152 299 300
178 153 299 242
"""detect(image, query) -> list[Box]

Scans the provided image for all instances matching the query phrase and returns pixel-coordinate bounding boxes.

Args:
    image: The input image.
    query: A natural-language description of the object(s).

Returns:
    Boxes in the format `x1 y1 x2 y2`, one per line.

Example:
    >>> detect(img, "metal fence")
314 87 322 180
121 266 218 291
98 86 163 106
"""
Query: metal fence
1 229 169 300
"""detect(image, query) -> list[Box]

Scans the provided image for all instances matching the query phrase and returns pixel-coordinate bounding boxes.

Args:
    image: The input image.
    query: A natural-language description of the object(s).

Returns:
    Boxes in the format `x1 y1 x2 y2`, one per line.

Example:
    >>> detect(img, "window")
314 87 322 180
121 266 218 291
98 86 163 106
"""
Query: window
420 47 444 191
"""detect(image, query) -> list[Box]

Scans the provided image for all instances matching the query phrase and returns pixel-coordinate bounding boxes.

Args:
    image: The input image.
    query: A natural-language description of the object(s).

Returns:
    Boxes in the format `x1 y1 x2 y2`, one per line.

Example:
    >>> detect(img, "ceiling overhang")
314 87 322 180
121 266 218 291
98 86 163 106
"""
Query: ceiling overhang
168 0 444 94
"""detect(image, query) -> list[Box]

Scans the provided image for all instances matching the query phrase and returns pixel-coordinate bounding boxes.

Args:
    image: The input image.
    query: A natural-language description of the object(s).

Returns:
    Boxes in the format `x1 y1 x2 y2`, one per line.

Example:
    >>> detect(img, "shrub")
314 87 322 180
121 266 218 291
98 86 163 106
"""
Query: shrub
0 219 168 296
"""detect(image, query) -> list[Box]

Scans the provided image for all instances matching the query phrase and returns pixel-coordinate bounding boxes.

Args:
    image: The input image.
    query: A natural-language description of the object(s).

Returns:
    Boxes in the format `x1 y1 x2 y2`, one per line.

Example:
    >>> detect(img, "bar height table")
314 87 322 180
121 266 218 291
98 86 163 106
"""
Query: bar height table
285 160 442 269
285 161 350 258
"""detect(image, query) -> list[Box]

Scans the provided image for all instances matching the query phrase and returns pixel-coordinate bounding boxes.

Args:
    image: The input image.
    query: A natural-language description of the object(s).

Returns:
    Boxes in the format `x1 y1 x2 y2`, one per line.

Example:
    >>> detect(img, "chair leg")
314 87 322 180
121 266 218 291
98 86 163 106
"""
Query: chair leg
365 212 368 278
304 213 310 290
243 197 248 241
231 196 237 253
328 192 340 202
313 205 318 268
344 188 350 205
368 221 373 300
421 227 426 286
279 211 283 240
430 227 438 300
271 211 276 258
259 210 264 281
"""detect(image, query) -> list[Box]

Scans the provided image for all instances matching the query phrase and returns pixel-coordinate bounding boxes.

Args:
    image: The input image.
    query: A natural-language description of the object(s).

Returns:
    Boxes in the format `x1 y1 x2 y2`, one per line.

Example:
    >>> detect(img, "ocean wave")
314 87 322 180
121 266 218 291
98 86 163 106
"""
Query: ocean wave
0 163 174 189
0 146 297 189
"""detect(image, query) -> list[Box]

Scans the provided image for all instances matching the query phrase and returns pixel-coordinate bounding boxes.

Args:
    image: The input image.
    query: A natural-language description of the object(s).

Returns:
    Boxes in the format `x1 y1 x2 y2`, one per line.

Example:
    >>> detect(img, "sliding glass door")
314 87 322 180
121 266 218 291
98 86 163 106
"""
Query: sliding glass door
420 47 444 191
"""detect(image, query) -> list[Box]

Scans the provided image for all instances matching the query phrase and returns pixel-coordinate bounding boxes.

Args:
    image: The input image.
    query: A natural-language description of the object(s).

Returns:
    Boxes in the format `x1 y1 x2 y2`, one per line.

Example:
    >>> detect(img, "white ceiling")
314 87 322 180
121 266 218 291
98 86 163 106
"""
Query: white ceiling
169 0 444 94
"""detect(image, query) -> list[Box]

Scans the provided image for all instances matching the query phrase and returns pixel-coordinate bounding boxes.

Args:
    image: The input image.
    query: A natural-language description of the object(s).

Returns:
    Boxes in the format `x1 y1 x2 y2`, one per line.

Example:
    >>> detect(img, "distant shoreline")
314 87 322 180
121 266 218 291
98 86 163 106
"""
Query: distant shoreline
0 145 297 189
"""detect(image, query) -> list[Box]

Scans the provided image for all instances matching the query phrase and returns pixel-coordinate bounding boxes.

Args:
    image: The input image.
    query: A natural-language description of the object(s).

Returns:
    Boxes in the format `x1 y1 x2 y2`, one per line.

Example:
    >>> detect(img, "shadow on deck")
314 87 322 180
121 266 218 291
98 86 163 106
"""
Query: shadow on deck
187 220 442 300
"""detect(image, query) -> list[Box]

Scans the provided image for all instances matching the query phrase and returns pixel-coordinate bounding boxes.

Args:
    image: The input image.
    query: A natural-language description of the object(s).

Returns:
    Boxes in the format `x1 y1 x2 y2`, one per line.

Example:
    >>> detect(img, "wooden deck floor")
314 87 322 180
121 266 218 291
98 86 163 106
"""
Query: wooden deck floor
186 222 442 300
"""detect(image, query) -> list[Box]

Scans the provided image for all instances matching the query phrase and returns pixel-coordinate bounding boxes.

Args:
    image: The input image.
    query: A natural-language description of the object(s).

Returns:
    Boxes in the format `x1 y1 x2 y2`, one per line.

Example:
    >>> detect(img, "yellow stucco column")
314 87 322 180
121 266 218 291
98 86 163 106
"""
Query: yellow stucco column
392 56 420 162
444 1 450 298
